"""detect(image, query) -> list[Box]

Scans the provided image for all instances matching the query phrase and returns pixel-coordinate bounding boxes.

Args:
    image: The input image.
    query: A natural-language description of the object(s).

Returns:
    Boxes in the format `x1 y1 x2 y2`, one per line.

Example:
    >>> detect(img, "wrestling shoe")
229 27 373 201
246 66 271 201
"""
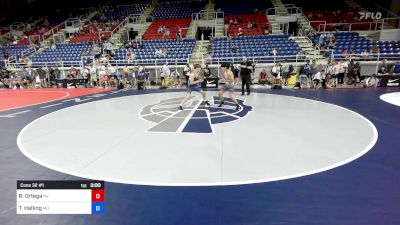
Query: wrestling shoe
178 105 183 110
235 104 240 111
218 102 224 107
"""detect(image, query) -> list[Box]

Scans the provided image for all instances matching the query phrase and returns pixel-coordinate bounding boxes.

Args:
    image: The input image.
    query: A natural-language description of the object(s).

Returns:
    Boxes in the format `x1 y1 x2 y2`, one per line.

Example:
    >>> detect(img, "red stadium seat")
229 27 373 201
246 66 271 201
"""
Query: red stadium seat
224 14 268 36
142 18 191 40
306 10 374 31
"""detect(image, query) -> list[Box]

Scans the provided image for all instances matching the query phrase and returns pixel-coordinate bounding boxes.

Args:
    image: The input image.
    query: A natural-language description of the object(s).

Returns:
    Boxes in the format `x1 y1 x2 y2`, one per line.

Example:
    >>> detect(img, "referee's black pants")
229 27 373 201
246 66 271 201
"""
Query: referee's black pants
241 75 250 95
185 75 189 87
338 73 345 84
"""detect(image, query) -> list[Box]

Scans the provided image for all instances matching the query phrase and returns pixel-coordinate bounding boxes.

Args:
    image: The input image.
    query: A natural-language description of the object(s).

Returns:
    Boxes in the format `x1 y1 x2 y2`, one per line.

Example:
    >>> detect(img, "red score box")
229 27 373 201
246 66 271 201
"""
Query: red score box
92 189 105 202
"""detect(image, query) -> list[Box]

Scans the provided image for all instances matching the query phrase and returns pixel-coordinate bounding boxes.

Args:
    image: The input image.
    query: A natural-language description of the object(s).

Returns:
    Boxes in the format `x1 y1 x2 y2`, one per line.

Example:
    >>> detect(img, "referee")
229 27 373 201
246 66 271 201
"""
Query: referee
240 57 252 95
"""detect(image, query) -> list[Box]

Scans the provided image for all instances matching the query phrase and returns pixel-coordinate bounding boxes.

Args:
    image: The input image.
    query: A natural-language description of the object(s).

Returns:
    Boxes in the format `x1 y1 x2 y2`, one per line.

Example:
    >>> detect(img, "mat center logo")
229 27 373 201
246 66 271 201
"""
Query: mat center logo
139 96 253 133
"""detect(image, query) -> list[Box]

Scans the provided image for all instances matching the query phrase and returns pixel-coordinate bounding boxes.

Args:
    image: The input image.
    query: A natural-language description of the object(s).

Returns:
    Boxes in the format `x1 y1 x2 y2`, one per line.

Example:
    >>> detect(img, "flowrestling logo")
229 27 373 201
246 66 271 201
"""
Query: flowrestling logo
139 96 253 133
359 11 382 20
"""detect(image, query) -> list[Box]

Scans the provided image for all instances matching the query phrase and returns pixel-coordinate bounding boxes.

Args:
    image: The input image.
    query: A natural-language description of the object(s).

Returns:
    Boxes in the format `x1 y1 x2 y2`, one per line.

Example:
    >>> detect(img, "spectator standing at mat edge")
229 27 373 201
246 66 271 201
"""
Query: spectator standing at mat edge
183 64 191 86
240 57 252 95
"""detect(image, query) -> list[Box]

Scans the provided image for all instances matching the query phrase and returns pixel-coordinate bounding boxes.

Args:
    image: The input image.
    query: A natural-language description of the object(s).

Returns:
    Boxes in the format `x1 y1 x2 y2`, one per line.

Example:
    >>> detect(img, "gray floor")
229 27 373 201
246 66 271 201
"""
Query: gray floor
18 92 377 186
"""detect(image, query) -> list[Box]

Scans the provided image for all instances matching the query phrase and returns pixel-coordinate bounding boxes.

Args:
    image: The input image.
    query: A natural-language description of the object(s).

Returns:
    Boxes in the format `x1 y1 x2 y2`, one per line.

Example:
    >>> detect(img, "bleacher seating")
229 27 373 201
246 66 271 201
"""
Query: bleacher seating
310 32 400 58
31 43 91 67
2 0 398 70
69 22 118 43
211 35 302 62
306 10 374 31
142 18 191 40
18 26 56 45
101 4 149 21
282 0 347 10
0 28 9 35
283 0 375 31
48 8 92 25
375 41 400 56
0 45 30 61
15 8 93 45
114 39 195 64
150 2 204 19
49 8 90 24
224 14 269 36
215 0 273 14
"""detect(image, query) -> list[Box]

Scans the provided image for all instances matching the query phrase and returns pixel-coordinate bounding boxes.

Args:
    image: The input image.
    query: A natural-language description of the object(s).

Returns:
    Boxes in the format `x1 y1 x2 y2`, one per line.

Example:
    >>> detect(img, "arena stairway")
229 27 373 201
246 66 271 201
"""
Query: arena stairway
293 36 327 62
190 40 209 64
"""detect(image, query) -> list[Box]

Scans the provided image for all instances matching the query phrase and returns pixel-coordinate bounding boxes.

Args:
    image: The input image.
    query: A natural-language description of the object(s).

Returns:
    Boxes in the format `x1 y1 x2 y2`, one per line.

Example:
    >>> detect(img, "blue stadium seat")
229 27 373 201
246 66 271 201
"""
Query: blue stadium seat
211 35 301 59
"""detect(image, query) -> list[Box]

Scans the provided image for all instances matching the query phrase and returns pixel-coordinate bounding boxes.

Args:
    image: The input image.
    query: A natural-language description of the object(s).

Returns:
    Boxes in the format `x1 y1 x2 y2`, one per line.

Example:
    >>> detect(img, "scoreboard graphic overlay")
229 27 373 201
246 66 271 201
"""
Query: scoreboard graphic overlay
17 180 104 214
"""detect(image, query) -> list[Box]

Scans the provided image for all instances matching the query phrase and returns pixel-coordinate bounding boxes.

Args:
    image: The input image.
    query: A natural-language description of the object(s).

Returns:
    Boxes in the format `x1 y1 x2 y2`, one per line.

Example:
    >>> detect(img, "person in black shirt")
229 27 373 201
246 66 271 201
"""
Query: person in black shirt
183 64 191 86
240 57 252 95
128 28 135 40
3 50 10 60
231 44 238 53
204 64 211 77
230 64 239 84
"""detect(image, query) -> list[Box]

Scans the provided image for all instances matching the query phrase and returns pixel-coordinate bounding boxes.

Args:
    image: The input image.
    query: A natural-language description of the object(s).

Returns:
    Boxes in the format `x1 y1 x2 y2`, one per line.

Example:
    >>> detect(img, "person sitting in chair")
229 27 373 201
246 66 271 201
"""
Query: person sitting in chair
377 66 388 75
259 69 268 85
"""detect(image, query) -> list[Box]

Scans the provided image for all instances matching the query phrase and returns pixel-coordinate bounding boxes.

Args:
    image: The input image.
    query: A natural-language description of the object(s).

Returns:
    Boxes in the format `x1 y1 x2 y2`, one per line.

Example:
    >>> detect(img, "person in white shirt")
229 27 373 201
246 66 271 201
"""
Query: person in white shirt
237 28 244 36
93 44 101 59
26 57 33 68
330 61 340 87
90 66 98 86
34 71 41 88
98 64 107 87
271 63 281 85
171 69 181 87
12 36 18 45
270 48 277 56
224 24 229 36
161 49 168 56
161 63 170 88
247 22 252 29
338 60 348 85
360 49 369 60
155 48 163 56
81 67 89 79
104 42 112 55
126 50 133 62
81 67 90 87
312 71 323 88
163 29 170 38
107 64 116 76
